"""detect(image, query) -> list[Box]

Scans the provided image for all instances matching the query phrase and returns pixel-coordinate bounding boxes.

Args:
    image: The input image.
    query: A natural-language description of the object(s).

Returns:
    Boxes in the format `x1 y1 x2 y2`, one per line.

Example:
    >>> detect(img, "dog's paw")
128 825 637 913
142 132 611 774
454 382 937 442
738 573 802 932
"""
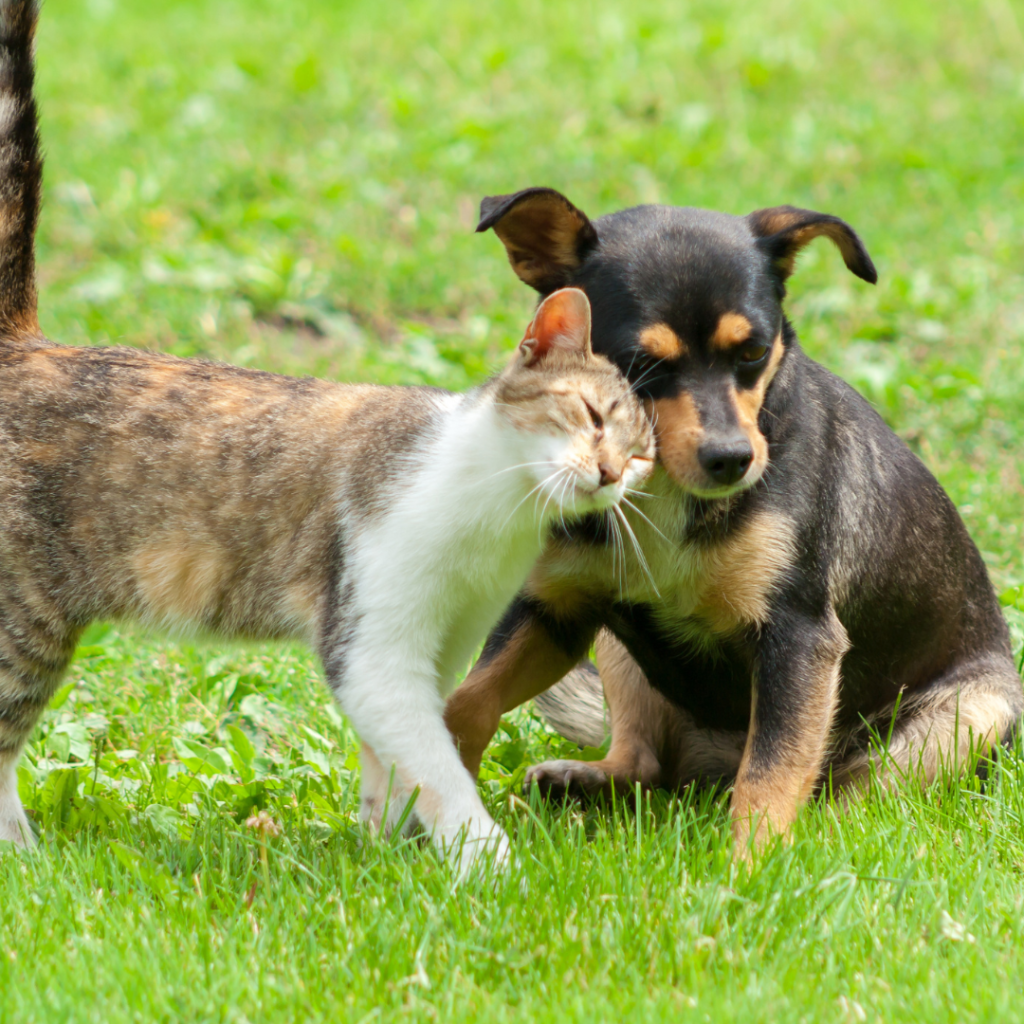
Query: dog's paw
524 758 610 797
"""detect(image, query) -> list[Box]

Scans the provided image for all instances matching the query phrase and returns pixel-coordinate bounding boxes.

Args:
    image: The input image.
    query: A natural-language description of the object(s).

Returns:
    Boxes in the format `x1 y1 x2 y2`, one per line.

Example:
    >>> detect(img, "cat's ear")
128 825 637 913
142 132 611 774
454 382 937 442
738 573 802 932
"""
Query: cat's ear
477 188 598 293
519 287 592 366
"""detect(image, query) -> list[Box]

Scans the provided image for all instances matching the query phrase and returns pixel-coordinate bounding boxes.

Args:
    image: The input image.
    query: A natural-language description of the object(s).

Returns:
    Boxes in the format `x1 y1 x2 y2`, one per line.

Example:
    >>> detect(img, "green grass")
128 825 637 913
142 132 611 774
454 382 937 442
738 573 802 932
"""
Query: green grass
2 0 1023 1020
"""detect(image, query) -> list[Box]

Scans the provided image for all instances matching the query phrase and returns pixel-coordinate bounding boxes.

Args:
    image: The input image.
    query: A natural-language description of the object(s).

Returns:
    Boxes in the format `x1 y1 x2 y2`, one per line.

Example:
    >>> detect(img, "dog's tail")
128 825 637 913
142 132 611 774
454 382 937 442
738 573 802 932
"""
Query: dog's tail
0 0 42 345
532 660 610 748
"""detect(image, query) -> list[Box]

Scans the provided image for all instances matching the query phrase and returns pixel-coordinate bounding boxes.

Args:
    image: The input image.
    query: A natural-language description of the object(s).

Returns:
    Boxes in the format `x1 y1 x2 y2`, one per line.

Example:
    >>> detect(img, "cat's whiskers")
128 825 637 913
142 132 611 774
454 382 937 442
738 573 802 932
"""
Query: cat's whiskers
630 357 669 392
624 345 641 382
533 467 570 540
606 508 627 600
471 460 561 489
550 474 570 540
499 468 564 533
621 496 673 547
554 467 580 536
606 512 622 598
613 503 660 597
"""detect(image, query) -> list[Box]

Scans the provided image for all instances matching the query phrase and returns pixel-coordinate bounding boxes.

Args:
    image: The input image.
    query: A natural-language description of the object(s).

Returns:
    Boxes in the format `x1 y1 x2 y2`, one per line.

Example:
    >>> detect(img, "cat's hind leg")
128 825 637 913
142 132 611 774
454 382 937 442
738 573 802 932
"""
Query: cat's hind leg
0 619 77 847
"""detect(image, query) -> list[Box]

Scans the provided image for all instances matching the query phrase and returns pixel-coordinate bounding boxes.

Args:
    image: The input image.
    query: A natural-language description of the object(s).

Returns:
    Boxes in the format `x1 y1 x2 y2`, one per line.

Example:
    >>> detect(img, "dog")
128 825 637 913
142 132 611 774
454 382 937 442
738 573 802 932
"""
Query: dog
443 187 1023 854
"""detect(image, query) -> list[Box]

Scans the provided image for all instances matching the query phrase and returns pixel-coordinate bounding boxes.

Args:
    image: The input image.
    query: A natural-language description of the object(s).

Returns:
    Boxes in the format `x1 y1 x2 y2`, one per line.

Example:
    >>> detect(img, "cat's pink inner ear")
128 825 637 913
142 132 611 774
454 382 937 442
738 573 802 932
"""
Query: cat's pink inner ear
520 287 592 365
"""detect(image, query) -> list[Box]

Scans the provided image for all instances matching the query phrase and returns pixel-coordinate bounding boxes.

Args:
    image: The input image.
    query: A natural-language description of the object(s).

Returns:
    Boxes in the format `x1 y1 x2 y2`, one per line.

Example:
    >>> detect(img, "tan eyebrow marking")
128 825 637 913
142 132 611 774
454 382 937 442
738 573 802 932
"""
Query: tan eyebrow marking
711 312 753 351
638 323 687 361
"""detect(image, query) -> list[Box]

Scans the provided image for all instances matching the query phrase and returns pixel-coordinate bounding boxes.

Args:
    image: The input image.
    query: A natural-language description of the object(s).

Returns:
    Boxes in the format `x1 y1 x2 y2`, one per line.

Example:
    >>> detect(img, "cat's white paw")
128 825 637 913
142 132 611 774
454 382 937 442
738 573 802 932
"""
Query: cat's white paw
0 797 36 849
448 819 511 879
362 790 416 836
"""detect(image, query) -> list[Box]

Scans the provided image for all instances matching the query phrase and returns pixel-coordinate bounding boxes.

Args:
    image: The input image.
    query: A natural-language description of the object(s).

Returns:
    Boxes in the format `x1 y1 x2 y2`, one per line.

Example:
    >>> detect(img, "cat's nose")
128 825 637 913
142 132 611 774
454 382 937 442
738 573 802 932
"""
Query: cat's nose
598 462 621 487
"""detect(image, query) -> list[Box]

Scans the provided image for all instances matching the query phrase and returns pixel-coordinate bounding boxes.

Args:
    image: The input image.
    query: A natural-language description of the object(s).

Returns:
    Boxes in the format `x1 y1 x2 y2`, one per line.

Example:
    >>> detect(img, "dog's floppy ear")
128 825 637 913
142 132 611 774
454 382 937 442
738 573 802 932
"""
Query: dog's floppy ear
748 205 877 285
519 287 592 365
477 187 598 294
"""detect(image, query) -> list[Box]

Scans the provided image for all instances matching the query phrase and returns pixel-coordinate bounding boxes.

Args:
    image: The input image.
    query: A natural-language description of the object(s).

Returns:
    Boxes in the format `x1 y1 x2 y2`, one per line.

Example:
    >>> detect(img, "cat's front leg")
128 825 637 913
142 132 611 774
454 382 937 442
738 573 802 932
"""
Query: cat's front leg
359 742 417 837
326 640 510 875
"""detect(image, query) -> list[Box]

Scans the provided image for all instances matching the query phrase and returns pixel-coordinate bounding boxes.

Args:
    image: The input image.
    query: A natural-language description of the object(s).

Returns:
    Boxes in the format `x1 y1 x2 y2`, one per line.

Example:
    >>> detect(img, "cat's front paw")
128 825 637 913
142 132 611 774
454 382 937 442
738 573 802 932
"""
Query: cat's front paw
361 788 420 839
449 819 511 879
525 758 609 797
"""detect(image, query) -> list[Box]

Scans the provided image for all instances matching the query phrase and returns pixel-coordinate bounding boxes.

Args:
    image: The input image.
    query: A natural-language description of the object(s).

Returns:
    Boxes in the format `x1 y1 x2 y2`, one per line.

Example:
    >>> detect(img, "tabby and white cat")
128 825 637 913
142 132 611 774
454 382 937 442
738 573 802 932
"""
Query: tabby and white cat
0 0 654 869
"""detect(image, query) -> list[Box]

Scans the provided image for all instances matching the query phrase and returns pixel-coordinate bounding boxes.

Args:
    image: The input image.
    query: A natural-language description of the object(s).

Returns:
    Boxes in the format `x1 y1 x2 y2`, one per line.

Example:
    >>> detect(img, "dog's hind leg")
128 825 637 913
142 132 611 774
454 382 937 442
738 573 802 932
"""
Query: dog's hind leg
829 655 1023 797
527 630 747 797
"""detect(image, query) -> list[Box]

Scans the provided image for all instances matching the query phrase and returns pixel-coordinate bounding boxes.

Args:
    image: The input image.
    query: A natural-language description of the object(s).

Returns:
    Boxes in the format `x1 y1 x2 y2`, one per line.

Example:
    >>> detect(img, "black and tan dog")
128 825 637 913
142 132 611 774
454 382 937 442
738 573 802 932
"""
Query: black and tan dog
444 187 1023 853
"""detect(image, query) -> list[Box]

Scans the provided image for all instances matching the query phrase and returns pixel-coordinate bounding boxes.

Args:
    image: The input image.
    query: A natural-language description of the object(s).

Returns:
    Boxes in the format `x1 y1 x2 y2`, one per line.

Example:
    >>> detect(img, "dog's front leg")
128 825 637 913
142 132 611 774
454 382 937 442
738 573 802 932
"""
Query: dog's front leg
731 608 849 857
445 598 595 778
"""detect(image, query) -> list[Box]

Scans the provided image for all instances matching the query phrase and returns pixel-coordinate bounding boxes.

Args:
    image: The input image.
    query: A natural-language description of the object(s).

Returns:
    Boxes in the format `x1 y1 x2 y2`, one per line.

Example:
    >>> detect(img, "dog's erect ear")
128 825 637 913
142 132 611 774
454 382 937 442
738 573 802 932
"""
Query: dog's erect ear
519 287 592 365
748 206 877 285
477 188 598 293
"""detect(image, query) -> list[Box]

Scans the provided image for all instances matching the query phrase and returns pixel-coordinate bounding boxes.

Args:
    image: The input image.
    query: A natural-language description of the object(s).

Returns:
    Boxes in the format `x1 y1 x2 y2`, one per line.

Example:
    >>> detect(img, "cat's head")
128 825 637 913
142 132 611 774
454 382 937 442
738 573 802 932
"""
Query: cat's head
494 288 655 515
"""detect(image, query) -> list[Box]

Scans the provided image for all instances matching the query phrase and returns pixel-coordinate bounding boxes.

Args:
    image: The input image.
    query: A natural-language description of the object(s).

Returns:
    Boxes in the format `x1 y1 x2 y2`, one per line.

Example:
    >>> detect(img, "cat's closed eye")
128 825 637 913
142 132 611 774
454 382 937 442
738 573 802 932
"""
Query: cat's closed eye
582 399 603 431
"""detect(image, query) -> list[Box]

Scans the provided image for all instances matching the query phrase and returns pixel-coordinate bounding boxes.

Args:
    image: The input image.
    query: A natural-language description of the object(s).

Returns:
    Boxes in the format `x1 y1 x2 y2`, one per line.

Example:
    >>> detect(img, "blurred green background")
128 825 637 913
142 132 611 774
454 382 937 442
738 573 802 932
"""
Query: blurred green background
3 2 1022 1021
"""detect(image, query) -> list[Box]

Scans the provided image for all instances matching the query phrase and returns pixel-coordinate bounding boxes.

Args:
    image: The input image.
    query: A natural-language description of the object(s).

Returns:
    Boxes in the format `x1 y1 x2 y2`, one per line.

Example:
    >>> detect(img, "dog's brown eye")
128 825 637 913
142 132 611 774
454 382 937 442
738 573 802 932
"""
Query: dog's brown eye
739 343 769 364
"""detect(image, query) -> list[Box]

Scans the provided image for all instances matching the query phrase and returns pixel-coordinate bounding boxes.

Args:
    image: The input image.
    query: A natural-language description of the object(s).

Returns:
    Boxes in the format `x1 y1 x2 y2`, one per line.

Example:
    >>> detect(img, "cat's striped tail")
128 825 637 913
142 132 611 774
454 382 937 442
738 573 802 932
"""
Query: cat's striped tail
0 0 42 344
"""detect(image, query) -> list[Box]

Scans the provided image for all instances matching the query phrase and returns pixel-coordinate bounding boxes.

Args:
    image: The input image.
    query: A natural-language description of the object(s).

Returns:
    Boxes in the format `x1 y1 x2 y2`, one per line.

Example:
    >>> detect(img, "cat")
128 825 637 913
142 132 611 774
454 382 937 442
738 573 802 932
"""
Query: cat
0 0 655 870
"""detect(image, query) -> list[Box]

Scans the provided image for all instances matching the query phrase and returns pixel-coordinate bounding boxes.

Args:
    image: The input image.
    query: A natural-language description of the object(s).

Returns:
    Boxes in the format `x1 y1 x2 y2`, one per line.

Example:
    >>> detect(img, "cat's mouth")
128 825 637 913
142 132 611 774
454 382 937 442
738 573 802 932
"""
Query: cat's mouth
534 458 641 518
567 477 624 511
565 456 653 511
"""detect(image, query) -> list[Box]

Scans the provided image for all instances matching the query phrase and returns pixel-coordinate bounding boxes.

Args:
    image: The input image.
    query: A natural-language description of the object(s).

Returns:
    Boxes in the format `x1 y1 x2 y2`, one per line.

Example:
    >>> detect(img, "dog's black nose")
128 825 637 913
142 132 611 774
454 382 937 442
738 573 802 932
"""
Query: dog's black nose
698 440 753 487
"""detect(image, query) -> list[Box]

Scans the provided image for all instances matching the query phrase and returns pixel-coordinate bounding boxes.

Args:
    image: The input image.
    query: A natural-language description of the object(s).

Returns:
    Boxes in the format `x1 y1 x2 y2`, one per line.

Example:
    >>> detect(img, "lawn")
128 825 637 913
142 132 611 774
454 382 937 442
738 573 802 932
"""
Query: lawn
3 0 1024 1020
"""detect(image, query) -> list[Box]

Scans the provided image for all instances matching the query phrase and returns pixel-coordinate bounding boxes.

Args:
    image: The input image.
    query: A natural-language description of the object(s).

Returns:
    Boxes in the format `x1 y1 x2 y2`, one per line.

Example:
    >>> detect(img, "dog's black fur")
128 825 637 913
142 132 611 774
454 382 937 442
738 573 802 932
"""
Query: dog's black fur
444 187 1022 851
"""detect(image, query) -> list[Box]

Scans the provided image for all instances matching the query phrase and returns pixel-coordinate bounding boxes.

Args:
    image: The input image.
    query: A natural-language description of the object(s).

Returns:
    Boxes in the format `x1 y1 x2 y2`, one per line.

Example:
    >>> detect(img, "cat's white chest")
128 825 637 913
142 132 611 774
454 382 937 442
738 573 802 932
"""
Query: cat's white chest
433 528 539 690
347 403 547 691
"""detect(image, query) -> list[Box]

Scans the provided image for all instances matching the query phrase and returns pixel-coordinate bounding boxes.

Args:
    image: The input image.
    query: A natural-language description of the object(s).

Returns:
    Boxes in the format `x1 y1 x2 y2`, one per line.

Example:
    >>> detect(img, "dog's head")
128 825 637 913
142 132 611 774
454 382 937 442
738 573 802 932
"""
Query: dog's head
478 188 876 498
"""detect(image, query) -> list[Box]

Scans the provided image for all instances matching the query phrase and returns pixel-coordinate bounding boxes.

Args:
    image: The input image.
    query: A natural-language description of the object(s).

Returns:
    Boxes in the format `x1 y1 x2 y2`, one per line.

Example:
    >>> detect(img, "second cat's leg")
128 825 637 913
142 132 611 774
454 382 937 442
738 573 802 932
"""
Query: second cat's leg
324 636 509 873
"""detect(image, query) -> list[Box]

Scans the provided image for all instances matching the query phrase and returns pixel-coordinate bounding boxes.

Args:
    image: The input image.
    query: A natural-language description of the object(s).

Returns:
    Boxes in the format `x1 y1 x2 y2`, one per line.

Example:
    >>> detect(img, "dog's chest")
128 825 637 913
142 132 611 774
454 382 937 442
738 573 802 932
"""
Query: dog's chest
539 496 797 641
650 511 796 637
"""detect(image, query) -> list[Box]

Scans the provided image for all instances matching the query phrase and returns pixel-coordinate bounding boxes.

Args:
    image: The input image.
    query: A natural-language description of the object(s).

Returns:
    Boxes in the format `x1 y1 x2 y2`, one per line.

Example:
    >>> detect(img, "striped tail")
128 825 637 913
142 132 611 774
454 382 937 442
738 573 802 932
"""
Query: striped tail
0 0 42 343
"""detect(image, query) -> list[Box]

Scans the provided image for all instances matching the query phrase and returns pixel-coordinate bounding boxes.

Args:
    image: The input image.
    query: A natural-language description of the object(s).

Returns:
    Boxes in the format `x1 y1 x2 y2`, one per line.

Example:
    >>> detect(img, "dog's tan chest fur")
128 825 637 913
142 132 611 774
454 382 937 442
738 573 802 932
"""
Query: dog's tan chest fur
529 470 797 637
